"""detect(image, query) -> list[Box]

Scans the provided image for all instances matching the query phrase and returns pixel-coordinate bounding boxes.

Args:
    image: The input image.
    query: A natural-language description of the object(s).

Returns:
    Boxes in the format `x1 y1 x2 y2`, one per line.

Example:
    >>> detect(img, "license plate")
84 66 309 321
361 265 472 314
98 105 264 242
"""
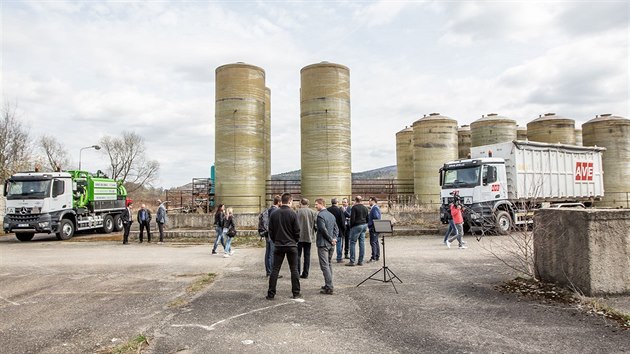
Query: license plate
18 224 29 227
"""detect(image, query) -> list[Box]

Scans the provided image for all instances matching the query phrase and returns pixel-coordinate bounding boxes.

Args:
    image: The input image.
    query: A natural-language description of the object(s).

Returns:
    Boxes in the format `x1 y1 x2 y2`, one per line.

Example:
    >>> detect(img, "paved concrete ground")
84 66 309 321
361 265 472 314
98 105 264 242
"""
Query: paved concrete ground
0 233 628 353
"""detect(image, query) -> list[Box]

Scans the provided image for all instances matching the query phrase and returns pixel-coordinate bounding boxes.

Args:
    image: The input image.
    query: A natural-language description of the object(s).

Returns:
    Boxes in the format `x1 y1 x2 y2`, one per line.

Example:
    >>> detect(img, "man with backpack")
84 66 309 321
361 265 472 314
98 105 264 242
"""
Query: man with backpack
259 195 281 277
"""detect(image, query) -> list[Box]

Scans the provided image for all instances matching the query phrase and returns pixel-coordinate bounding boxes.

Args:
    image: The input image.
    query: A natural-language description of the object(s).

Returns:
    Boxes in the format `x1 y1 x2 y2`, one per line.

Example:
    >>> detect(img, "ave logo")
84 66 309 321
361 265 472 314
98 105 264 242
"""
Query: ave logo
575 162 594 181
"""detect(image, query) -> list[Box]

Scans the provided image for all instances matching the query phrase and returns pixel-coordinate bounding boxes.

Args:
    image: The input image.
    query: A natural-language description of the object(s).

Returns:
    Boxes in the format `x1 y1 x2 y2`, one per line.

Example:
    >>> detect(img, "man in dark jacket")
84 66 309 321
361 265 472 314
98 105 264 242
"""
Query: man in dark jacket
327 198 346 263
121 200 133 244
367 196 382 262
316 198 338 294
267 193 301 300
347 196 369 266
137 203 152 243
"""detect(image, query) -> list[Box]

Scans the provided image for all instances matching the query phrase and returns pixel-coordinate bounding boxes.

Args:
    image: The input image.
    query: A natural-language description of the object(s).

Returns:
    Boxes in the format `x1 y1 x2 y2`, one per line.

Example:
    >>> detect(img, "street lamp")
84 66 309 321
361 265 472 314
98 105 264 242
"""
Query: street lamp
79 145 101 170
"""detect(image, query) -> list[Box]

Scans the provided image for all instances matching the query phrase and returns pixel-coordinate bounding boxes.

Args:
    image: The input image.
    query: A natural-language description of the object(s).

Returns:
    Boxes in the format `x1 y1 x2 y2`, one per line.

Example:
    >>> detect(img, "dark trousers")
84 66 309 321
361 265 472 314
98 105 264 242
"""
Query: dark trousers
297 242 312 277
122 222 131 244
343 226 350 257
157 223 164 242
267 245 300 298
369 229 380 260
139 221 151 242
265 237 274 276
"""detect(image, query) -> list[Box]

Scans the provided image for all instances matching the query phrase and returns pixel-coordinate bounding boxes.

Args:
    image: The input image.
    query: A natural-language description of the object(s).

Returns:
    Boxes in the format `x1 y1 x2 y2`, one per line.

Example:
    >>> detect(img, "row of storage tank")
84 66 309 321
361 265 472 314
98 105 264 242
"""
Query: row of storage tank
215 62 352 212
396 112 630 207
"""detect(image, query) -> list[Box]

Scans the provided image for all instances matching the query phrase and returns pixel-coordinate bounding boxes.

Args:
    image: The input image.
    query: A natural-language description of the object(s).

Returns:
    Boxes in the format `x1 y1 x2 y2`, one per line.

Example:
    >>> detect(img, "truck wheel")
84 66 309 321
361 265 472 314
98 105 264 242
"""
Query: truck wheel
16 233 35 242
113 215 123 231
102 215 114 234
56 219 75 240
495 211 512 235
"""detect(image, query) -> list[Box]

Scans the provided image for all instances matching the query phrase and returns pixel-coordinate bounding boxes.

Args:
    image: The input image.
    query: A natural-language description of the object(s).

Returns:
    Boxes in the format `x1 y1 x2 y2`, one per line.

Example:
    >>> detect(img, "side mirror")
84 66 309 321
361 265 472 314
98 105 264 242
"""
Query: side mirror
52 180 65 198
3 181 8 197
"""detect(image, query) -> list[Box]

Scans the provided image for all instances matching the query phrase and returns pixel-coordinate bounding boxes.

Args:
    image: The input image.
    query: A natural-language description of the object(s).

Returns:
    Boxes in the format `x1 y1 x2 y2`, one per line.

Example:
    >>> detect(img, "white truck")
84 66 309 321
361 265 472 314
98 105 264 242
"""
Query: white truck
439 140 605 234
3 170 127 241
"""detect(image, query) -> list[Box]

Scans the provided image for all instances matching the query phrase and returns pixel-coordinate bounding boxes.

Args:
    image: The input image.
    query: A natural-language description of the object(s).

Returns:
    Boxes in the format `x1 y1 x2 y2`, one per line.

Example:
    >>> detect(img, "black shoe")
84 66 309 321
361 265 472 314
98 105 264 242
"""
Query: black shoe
321 285 327 290
300 275 308 279
344 255 350 259
336 259 344 263
122 242 128 245
320 288 333 295
265 295 274 300
292 294 302 299
212 250 217 254
345 262 355 267
357 262 363 266
139 241 143 244
366 259 374 263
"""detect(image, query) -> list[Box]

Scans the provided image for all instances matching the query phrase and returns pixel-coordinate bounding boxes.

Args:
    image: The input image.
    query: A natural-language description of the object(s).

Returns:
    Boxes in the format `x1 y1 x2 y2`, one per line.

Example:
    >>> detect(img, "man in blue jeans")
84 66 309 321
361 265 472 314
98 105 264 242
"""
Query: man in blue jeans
346 196 369 267
262 195 281 277
442 202 455 244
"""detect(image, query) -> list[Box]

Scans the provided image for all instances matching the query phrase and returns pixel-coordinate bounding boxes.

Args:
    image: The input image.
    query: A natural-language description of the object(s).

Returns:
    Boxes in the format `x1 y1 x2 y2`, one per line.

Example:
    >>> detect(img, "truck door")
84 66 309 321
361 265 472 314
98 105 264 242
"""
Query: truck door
50 178 73 212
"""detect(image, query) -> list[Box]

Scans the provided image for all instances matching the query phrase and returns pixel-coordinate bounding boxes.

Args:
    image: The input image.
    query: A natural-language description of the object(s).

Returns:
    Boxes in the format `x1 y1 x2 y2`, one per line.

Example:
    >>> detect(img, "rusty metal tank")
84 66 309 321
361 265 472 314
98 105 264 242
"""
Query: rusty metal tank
215 63 266 212
470 113 517 147
527 113 576 144
582 114 630 207
300 62 351 202
517 125 528 141
458 125 471 159
413 113 458 205
396 126 414 182
574 128 582 146
264 87 271 196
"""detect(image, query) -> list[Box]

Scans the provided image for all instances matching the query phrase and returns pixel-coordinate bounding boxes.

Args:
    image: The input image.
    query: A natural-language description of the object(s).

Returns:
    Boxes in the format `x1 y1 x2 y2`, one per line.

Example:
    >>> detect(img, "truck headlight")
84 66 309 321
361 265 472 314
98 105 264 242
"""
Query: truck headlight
6 207 14 214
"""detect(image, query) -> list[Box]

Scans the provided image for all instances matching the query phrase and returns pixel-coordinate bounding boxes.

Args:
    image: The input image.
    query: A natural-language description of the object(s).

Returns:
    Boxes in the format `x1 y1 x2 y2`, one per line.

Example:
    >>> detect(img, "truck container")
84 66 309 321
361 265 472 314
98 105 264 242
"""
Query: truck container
439 140 605 234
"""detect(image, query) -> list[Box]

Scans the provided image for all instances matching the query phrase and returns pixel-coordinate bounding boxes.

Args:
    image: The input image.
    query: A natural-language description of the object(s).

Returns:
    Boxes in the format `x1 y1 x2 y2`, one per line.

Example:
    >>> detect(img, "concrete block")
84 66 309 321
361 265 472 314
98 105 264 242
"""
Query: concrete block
534 208 630 296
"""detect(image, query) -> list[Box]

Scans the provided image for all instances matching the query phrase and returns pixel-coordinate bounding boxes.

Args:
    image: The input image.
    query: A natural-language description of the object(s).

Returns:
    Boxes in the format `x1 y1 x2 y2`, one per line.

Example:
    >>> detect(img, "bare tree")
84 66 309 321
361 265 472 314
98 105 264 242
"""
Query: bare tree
0 101 32 182
100 131 159 192
39 135 70 171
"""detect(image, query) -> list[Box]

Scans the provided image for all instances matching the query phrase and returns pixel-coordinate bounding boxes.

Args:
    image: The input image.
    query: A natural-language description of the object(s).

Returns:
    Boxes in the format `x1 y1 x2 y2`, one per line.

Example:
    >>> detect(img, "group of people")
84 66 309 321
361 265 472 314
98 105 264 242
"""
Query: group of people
121 199 168 244
257 192 382 299
212 204 237 257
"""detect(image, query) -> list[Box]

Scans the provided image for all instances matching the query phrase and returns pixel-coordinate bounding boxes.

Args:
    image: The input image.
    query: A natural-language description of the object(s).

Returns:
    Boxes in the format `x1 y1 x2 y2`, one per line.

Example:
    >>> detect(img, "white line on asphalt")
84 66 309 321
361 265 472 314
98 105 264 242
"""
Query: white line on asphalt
172 300 299 331
0 295 20 306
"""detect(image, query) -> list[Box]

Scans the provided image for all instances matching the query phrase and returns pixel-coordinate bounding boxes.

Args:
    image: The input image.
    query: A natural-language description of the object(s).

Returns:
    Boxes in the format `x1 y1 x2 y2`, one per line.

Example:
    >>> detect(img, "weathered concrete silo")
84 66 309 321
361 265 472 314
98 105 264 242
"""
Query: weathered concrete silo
396 126 414 182
413 113 458 205
215 63 266 212
300 62 351 202
527 113 576 145
517 126 528 141
574 128 583 146
458 125 471 159
470 113 517 147
264 87 271 197
582 114 630 207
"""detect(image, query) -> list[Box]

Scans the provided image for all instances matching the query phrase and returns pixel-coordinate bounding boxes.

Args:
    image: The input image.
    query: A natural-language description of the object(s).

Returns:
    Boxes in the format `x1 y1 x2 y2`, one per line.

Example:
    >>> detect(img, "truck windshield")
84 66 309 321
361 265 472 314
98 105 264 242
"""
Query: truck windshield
442 167 480 188
6 179 51 200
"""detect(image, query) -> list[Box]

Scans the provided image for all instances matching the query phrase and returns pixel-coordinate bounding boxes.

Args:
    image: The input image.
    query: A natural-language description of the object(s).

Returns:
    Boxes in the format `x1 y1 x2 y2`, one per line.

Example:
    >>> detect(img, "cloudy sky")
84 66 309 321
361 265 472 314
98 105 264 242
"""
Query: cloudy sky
2 0 628 188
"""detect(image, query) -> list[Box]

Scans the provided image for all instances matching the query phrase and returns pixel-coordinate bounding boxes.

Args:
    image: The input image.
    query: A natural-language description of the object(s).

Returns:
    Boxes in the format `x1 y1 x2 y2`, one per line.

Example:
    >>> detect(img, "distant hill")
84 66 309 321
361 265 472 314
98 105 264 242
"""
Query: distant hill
271 165 397 180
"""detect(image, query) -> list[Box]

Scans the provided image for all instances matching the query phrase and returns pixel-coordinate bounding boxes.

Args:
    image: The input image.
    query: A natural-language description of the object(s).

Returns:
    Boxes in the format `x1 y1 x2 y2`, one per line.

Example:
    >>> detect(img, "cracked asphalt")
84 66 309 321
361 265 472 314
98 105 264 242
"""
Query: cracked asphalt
0 233 628 353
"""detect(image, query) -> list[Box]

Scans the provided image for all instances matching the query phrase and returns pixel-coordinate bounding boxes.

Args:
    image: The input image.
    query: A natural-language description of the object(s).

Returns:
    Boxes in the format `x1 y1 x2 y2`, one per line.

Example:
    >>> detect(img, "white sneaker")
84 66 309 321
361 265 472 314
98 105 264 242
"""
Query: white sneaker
446 240 451 249
223 254 231 258
229 250 234 256
459 245 468 249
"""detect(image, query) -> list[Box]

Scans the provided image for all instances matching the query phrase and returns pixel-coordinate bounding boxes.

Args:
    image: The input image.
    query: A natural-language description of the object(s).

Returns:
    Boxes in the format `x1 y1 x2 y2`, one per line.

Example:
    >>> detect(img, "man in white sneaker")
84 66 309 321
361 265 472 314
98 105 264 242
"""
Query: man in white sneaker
446 202 467 249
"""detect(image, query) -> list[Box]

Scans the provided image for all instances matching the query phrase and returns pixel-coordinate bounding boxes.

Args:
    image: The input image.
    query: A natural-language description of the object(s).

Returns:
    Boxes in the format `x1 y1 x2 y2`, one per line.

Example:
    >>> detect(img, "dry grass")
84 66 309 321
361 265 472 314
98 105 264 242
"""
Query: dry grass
97 334 148 354
167 272 217 308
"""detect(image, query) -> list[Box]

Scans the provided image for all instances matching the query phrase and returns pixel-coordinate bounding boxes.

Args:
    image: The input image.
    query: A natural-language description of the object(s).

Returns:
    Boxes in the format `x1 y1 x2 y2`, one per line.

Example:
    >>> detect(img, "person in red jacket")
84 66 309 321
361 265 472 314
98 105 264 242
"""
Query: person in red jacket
446 202 467 249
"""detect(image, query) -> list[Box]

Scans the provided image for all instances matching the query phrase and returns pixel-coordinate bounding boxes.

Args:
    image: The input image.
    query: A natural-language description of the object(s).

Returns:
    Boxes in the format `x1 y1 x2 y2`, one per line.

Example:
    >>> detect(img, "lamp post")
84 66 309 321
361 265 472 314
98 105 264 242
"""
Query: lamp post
79 145 101 171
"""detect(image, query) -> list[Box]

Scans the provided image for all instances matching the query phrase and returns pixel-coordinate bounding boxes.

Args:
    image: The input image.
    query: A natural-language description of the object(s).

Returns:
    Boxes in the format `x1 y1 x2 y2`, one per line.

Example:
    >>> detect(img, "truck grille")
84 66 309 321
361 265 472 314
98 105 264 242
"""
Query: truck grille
6 214 40 223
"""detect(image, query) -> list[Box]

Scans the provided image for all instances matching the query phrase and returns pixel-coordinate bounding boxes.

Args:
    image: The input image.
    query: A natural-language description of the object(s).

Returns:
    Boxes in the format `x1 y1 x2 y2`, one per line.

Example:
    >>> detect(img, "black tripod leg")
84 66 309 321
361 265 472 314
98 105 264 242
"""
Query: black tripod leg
357 268 383 287
384 266 403 283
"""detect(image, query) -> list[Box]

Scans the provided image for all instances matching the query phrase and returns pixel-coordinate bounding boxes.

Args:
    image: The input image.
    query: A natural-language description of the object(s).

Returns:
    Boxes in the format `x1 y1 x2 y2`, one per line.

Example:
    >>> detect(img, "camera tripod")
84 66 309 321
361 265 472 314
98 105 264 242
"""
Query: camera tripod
357 233 403 293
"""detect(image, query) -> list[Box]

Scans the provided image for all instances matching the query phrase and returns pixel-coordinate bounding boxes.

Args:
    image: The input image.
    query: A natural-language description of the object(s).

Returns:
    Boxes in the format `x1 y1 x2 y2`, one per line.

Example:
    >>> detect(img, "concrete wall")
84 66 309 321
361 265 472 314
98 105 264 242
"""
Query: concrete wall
167 212 258 229
534 209 630 296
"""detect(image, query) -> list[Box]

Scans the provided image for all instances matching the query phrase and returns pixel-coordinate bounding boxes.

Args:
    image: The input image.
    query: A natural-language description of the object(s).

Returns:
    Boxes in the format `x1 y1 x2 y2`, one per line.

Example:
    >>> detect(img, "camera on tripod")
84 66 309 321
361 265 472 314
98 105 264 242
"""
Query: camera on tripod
449 189 463 207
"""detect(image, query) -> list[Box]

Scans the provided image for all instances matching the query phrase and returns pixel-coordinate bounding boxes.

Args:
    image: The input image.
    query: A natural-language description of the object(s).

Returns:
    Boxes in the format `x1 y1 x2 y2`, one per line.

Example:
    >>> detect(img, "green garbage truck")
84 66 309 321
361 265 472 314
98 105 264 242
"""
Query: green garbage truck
3 170 127 241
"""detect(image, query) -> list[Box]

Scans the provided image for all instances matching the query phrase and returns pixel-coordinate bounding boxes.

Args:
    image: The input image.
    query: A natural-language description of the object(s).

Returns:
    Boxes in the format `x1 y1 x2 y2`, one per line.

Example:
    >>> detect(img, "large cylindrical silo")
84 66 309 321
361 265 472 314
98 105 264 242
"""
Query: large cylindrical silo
396 126 414 182
574 128 582 146
517 126 528 141
215 63 266 212
413 113 458 205
264 87 271 198
527 113 576 144
300 62 351 202
582 114 630 207
458 125 471 159
470 113 517 147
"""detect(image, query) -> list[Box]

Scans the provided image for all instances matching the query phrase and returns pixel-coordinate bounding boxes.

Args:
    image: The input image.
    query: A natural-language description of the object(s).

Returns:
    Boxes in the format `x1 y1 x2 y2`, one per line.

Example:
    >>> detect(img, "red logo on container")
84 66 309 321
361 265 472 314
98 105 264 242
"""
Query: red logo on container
491 184 500 192
575 162 594 181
